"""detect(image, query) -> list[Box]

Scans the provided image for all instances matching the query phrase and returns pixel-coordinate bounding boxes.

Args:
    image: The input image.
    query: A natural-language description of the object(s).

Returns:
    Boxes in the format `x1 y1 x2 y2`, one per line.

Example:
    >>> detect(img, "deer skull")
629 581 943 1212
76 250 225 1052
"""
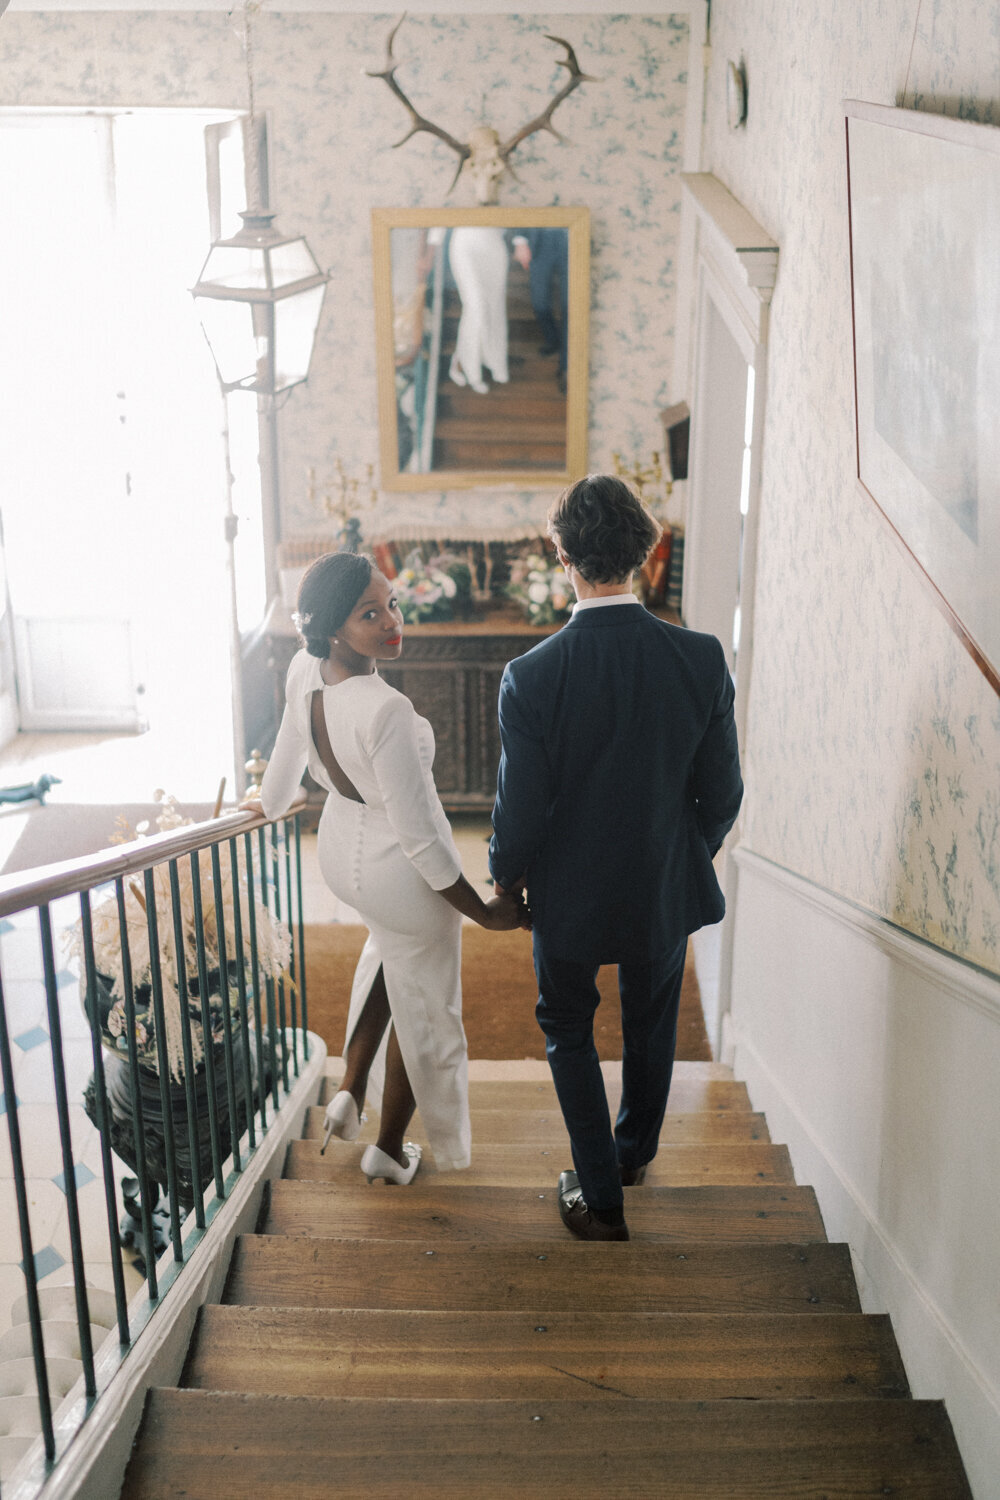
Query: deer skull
464 126 506 205
368 21 596 204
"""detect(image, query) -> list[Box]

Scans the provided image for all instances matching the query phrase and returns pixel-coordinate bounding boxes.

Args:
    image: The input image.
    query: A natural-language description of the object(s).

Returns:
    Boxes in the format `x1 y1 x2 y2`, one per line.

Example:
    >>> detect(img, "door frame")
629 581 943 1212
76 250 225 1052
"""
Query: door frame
673 173 778 1057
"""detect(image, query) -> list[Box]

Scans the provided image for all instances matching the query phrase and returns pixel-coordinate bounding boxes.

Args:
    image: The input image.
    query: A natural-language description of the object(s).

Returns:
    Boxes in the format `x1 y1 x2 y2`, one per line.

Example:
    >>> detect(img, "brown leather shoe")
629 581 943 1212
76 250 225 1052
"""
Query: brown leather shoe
557 1170 629 1241
619 1163 647 1187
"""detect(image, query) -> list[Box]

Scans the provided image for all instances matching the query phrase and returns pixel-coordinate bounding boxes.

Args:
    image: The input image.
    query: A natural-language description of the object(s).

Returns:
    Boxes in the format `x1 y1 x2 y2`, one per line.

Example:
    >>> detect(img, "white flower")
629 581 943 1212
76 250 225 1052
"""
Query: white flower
528 582 548 604
441 576 457 598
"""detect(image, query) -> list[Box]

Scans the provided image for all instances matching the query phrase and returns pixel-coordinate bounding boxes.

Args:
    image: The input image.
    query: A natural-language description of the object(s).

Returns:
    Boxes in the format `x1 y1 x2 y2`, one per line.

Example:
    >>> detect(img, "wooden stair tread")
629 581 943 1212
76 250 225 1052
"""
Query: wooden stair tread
223 1235 861 1314
435 443 565 466
434 417 565 441
184 1306 908 1401
302 1105 770 1146
438 396 567 420
319 1075 751 1112
123 1393 972 1499
285 1140 794 1187
322 1059 737 1079
261 1180 825 1243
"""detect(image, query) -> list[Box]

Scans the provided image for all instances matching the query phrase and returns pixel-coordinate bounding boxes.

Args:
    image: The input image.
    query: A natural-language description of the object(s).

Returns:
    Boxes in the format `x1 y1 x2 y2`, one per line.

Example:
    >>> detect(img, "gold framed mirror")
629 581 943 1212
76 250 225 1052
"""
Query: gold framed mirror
372 205 590 491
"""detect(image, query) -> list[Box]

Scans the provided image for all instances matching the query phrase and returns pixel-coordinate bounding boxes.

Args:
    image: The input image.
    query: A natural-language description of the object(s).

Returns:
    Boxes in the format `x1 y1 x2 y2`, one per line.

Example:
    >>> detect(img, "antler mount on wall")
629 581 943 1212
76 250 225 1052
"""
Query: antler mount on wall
368 17 596 205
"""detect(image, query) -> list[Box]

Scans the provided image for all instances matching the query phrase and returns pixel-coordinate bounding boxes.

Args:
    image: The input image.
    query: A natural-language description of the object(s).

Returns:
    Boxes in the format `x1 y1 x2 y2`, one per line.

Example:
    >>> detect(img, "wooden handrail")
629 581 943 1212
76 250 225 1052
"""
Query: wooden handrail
0 806 280 920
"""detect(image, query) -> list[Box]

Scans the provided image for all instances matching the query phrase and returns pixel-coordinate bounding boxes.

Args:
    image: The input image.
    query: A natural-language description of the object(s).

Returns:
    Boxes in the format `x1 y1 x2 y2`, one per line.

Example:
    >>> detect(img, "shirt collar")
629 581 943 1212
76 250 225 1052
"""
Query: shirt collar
572 593 642 612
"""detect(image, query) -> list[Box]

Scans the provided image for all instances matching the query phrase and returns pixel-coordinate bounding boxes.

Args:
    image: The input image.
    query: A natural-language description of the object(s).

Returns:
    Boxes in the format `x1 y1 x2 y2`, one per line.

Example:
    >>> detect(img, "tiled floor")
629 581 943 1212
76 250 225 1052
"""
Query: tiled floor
0 728 495 1360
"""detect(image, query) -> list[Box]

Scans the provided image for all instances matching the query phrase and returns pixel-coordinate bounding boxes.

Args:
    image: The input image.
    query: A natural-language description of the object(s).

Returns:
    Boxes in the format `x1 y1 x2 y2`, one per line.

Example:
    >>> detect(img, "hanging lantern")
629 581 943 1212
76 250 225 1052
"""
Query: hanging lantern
191 209 329 395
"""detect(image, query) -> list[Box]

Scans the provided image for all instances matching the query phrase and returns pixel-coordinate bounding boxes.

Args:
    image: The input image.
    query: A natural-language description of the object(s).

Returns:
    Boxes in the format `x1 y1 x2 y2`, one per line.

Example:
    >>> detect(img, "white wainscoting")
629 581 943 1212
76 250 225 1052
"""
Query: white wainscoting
728 847 1000 1500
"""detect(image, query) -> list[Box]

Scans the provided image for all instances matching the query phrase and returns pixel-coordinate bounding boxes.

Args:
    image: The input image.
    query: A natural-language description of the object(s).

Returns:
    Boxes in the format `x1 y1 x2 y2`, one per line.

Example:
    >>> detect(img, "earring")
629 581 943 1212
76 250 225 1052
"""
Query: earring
333 637 338 644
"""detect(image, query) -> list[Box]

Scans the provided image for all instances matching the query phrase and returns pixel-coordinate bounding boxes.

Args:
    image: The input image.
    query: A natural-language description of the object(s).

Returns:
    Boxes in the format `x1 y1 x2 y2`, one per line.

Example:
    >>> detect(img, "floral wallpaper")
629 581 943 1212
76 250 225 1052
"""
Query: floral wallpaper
0 10 690 541
700 0 1000 973
6 2 996 977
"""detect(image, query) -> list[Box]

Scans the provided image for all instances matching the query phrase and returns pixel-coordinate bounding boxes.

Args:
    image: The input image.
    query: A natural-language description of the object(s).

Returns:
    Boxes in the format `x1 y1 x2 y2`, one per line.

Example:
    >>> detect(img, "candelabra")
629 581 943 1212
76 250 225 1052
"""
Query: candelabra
611 450 673 513
612 451 676 609
307 459 378 552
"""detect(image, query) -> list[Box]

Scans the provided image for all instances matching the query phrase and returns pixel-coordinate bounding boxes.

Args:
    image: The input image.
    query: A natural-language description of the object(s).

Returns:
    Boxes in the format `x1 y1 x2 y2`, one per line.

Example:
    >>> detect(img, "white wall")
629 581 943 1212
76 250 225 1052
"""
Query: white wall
700 2 1000 1492
730 854 1000 1497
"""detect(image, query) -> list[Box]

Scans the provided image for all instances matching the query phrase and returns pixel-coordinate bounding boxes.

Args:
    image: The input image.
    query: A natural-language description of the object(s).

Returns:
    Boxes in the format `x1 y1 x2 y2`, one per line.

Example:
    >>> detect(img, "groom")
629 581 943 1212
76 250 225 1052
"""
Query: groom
489 475 743 1240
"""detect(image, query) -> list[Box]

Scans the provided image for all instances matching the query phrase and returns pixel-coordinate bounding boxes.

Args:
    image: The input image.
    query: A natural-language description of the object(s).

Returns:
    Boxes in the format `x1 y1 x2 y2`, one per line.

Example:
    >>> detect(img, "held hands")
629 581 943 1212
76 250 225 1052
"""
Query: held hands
482 889 532 932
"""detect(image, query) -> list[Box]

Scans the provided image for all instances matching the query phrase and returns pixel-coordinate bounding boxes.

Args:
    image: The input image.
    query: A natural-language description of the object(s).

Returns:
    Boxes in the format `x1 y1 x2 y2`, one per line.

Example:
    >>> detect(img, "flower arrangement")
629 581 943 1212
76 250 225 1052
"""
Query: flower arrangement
65 792 291 1082
393 549 472 623
505 552 573 625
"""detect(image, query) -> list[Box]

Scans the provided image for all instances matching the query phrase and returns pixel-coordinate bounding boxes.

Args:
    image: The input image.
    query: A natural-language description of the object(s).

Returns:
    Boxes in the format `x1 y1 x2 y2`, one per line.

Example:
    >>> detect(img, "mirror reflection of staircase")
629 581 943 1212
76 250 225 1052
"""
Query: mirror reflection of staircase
434 267 567 471
122 1059 971 1495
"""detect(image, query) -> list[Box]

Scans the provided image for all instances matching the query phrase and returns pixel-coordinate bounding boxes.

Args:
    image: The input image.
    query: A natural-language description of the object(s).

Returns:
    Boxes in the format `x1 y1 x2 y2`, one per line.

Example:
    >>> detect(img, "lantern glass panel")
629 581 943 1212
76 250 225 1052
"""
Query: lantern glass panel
194 297 254 385
199 242 269 291
195 297 275 388
269 237 321 287
273 284 326 390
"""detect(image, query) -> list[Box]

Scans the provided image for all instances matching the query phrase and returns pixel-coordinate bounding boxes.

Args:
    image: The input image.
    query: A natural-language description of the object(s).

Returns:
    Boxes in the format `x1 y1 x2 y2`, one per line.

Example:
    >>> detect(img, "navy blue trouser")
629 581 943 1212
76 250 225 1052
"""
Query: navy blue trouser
528 232 569 373
533 933 688 1214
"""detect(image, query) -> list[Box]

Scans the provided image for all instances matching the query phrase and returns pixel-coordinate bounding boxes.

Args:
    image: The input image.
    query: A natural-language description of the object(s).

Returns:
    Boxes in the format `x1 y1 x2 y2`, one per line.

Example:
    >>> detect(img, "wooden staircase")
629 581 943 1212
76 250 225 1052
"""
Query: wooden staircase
433 267 567 471
122 1062 972 1497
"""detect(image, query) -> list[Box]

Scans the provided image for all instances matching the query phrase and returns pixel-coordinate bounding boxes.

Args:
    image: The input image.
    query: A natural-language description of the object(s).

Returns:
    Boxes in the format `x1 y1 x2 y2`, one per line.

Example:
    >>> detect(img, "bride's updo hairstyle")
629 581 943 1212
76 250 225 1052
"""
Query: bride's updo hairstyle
296 551 375 658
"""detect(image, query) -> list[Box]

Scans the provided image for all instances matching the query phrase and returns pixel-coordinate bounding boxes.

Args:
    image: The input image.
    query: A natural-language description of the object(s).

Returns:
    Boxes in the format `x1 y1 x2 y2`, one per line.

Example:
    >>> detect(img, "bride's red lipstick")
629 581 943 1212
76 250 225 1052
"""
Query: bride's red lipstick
383 635 402 646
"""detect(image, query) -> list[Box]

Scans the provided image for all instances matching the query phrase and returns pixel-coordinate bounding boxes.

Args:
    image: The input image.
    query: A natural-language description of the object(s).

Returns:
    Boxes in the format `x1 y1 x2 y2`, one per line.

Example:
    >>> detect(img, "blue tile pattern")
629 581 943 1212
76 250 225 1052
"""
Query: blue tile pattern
52 1163 96 1195
14 1026 48 1052
22 1246 65 1282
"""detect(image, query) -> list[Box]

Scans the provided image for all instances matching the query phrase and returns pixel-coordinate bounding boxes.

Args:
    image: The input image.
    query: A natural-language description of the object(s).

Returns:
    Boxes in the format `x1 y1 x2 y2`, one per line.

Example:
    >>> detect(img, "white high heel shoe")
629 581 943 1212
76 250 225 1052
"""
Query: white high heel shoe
320 1090 362 1153
360 1142 422 1185
449 358 489 395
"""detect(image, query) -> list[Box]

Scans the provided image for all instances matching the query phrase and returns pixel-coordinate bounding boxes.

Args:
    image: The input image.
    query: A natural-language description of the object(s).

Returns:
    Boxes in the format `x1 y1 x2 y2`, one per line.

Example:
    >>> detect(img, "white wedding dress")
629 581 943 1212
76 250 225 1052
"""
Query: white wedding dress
448 225 510 389
260 648 471 1171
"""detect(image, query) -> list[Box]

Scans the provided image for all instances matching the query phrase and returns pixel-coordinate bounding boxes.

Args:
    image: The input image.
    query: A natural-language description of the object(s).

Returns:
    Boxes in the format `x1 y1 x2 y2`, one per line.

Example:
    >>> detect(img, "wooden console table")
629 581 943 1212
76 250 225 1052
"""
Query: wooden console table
263 600 557 813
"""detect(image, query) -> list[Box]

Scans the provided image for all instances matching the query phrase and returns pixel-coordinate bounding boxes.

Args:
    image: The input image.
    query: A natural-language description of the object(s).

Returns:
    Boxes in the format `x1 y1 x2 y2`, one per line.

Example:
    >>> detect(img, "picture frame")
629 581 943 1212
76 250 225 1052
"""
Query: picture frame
371 205 590 491
845 100 1000 694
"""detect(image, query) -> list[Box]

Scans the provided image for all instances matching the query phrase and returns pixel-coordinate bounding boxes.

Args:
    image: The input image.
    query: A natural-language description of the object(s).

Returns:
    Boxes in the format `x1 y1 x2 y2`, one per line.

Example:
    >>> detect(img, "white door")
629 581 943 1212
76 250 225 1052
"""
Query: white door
682 288 751 671
674 178 777 1057
0 115 145 731
0 517 19 747
0 110 260 779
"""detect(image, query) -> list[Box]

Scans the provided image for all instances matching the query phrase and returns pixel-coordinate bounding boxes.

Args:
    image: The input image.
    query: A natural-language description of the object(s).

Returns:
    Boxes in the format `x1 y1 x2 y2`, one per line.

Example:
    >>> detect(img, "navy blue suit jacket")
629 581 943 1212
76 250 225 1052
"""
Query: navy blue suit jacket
489 603 743 965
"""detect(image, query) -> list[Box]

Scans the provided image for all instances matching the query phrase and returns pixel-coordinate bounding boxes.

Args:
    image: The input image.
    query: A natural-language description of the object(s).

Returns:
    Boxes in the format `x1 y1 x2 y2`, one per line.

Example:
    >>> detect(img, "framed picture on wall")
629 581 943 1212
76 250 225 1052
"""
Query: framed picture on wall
845 100 1000 694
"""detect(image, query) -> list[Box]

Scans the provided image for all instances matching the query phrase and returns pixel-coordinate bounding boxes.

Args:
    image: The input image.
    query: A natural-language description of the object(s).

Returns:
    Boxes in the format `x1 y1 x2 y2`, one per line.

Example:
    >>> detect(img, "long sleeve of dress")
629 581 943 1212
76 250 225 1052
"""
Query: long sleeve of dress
367 694 461 891
259 677 310 821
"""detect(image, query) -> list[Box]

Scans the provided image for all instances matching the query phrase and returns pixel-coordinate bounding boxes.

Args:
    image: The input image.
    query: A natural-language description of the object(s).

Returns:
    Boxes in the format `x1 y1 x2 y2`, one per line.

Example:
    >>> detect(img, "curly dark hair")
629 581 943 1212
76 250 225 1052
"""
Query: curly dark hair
546 474 660 584
296 551 375 658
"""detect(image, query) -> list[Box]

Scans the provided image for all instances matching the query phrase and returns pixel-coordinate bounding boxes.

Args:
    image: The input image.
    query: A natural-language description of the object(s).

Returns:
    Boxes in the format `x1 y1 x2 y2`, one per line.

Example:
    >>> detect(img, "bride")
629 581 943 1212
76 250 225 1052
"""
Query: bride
447 225 510 394
255 551 527 1184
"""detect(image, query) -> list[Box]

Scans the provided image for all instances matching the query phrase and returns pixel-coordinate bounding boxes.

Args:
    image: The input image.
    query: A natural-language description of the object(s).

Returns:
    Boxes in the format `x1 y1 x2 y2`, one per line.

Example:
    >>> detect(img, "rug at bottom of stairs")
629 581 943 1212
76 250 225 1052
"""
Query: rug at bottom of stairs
302 924 711 1062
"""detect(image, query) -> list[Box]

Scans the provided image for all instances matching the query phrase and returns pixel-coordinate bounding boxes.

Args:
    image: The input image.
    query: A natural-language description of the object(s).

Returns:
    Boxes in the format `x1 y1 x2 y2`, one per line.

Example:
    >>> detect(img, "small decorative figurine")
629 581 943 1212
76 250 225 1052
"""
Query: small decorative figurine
0 773 61 807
